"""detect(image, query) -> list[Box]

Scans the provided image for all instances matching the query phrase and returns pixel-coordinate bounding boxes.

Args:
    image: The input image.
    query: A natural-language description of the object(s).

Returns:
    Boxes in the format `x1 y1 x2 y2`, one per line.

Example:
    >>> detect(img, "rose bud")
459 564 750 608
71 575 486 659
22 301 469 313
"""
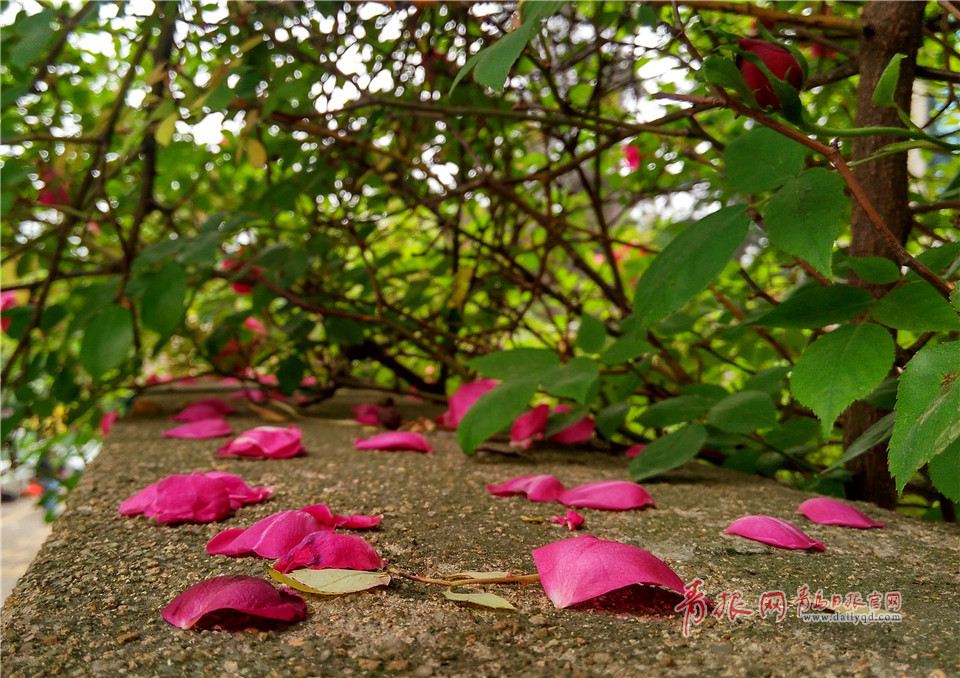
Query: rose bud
737 38 804 110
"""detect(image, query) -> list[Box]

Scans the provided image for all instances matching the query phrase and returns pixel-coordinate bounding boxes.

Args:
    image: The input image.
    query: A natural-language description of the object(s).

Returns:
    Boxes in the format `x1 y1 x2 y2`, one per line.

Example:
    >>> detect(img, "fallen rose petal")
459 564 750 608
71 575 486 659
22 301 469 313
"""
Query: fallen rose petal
436 379 498 429
510 404 550 448
725 515 826 551
300 504 382 530
217 425 306 459
354 431 433 453
161 575 307 630
796 498 885 529
207 510 327 559
203 471 273 509
550 510 585 531
625 445 645 458
273 531 387 573
162 419 234 439
548 414 595 444
532 535 687 608
560 481 655 511
171 403 229 422
487 474 566 503
351 402 382 425
184 397 235 415
228 389 268 402
100 410 119 437
119 473 233 523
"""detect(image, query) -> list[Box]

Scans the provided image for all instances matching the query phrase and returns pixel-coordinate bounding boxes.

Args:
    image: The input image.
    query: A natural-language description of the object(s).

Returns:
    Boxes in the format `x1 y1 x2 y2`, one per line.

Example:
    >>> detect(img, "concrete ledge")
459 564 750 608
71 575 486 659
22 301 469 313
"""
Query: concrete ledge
2 390 958 677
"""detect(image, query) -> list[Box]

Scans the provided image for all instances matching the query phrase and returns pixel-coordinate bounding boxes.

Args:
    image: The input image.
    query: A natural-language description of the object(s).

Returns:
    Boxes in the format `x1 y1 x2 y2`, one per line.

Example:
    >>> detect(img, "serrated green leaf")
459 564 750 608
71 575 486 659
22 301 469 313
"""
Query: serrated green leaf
700 56 757 106
871 282 960 332
754 285 874 329
724 127 807 193
576 314 606 354
267 567 391 595
140 261 187 337
764 168 848 280
629 423 707 481
636 395 712 428
457 378 538 454
632 205 749 329
79 305 134 380
846 256 901 285
443 589 516 610
539 357 600 404
872 54 906 108
889 341 960 493
928 439 960 502
468 348 559 380
790 324 895 435
706 390 778 433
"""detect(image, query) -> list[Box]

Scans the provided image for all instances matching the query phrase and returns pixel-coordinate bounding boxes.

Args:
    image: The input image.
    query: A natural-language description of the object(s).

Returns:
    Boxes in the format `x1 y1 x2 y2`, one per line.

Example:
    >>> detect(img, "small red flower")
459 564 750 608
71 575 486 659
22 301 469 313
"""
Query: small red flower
737 38 804 110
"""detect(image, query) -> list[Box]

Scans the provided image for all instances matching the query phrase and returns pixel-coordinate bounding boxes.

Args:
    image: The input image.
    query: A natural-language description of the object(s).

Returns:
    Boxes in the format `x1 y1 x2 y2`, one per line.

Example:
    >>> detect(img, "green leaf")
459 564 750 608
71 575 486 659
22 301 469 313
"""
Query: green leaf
79 305 134 380
636 395 712 428
790 324 895 435
539 357 600 404
457 378 538 454
267 567 391 595
846 256 901 285
276 356 305 396
724 127 807 193
599 336 650 365
10 8 56 70
742 366 790 395
706 390 778 433
629 423 707 481
443 589 516 611
928 439 960 502
595 402 631 440
700 56 757 106
576 314 606 354
764 168 848 280
467 348 559 380
135 238 184 267
140 261 187 337
889 341 960 493
871 282 960 333
543 405 591 438
754 285 874 329
765 417 820 451
872 54 906 108
178 231 221 266
632 205 749 329
822 412 895 474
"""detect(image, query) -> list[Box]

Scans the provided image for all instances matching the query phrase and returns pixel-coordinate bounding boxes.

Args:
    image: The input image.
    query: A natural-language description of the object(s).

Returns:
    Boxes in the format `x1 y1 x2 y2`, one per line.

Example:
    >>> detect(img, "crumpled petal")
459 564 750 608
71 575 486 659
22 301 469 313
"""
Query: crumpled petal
300 504 382 530
100 410 119 437
354 431 433 453
203 471 274 510
273 532 387 573
559 481 655 511
217 425 306 459
162 419 234 439
119 473 233 524
725 515 826 551
171 403 229 422
796 498 885 529
550 510 585 531
625 445 644 458
547 405 595 444
510 404 550 448
161 575 307 630
532 535 687 608
487 475 566 503
207 510 328 559
436 379 498 429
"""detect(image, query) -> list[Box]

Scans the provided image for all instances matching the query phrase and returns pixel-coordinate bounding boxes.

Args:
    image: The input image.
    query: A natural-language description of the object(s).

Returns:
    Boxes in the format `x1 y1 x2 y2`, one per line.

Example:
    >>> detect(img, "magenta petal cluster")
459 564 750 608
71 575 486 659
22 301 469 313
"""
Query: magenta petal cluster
547 405 596 444
352 403 381 425
207 510 328 559
560 481 655 511
532 535 687 608
161 575 307 630
162 419 234 439
436 379 498 429
119 472 272 523
217 425 306 459
796 498 885 529
300 504 382 530
510 404 550 448
172 403 229 422
354 431 433 453
550 510 585 531
273 532 387 574
725 515 826 551
487 475 566 503
187 397 236 415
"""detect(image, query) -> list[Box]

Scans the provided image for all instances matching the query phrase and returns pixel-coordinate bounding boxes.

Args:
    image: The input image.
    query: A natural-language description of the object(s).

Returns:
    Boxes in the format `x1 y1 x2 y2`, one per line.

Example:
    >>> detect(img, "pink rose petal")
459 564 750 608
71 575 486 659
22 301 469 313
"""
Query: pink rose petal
300 376 318 387
354 431 433 453
550 510 585 531
796 498 885 529
184 397 235 415
217 425 306 459
487 474 566 503
300 504 382 530
548 414 595 444
171 403 229 422
203 471 274 509
351 403 382 425
625 445 645 458
100 410 119 437
436 379 498 429
273 532 387 574
623 145 641 172
207 510 327 559
560 481 655 511
119 473 233 524
725 515 826 551
510 404 550 448
162 419 234 439
161 575 307 630
532 535 687 608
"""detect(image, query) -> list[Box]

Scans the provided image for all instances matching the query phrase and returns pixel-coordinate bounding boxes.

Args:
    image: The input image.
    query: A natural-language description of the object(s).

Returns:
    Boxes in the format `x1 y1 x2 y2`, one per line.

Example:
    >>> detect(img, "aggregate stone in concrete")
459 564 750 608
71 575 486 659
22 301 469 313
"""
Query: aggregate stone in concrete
2 389 958 677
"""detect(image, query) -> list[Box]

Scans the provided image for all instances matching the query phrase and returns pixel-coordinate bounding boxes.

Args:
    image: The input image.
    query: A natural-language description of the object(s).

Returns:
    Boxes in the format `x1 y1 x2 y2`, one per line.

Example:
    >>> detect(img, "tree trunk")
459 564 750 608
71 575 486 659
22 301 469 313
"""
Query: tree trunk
843 1 926 508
